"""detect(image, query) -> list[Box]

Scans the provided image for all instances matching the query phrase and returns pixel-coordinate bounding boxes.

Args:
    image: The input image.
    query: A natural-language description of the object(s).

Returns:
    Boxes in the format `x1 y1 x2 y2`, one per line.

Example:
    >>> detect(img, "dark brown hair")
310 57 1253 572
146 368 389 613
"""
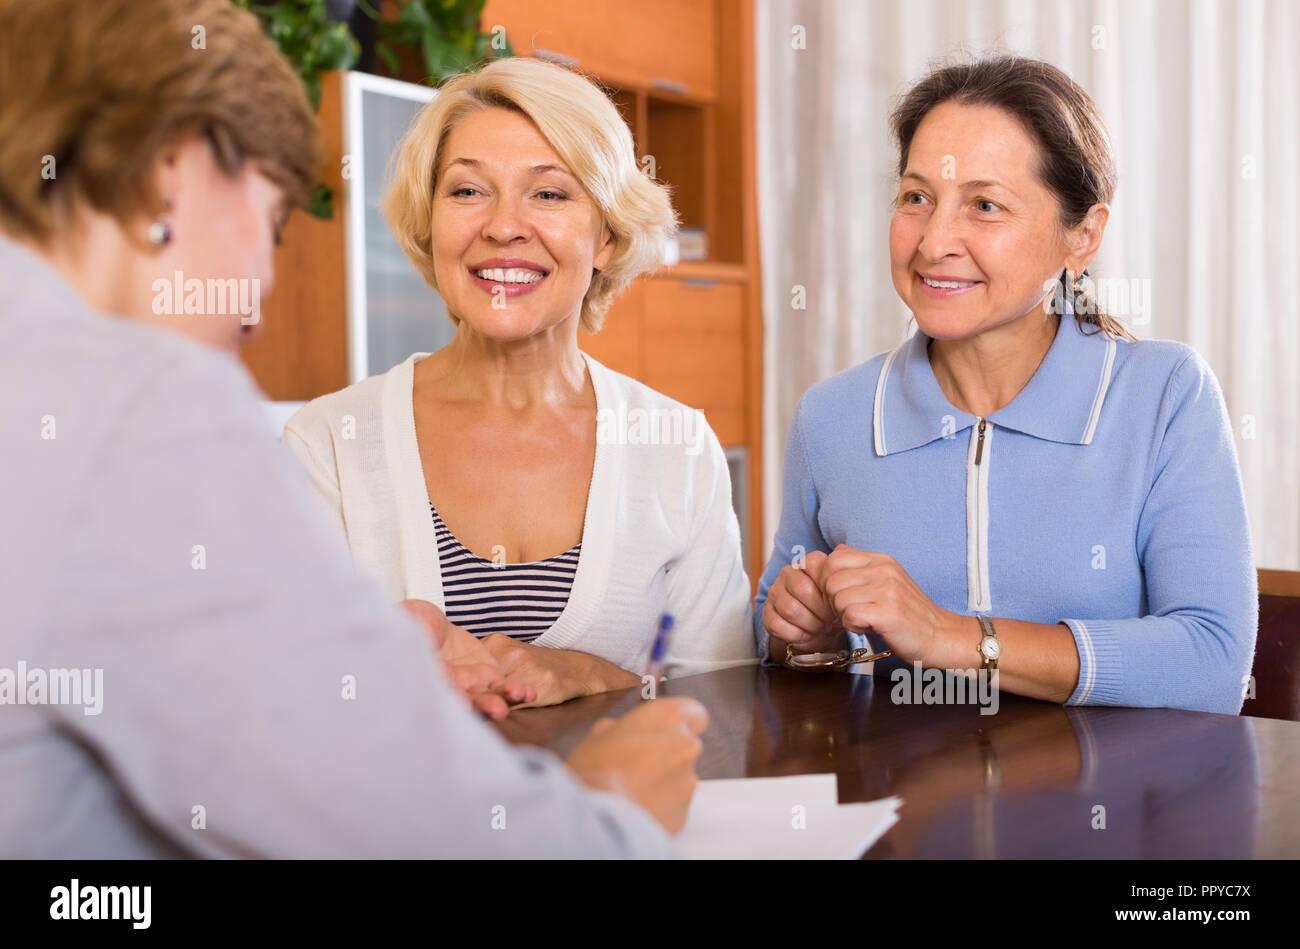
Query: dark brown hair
891 55 1135 340
0 0 321 243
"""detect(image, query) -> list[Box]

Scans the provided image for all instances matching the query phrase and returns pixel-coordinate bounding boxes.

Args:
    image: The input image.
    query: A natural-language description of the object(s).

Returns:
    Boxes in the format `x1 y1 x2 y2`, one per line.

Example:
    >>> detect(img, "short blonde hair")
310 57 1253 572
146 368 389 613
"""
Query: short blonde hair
383 57 676 333
0 0 320 243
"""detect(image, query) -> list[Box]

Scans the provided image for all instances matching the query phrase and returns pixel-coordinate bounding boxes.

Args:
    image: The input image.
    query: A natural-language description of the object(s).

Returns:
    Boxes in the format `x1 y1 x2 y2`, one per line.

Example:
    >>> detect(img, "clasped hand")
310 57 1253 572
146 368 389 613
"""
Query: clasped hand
762 545 966 667
400 599 605 718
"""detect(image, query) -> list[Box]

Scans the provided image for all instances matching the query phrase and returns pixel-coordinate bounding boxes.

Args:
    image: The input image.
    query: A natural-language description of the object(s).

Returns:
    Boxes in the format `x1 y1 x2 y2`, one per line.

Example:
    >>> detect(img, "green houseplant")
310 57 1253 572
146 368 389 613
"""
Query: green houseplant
233 1 509 218
233 0 360 218
358 0 512 81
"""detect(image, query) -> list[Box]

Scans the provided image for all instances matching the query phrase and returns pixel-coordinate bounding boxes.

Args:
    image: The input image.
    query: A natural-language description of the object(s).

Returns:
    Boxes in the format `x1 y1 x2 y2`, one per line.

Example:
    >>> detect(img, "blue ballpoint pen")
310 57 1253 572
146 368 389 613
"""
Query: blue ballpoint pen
643 613 675 686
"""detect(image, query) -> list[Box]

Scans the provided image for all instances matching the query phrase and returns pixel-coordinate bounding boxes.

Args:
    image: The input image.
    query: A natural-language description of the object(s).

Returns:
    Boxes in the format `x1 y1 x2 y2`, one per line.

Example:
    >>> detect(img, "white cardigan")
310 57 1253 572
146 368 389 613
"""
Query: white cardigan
282 351 758 679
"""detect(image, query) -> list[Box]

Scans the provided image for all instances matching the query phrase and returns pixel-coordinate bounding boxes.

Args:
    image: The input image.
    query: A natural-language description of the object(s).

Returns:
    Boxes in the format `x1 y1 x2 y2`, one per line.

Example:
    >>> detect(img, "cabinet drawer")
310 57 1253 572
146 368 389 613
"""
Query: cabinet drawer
580 281 643 378
641 278 745 445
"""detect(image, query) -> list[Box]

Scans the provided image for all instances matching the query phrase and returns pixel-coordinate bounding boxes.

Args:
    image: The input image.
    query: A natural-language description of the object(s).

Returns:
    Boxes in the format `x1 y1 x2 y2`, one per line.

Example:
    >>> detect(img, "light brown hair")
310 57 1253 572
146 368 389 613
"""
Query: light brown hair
0 0 320 243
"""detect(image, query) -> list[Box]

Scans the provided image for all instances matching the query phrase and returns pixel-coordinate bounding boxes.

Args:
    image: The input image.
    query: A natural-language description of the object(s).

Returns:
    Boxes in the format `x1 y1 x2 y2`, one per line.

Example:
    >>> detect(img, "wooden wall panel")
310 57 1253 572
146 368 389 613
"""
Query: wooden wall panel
239 72 348 401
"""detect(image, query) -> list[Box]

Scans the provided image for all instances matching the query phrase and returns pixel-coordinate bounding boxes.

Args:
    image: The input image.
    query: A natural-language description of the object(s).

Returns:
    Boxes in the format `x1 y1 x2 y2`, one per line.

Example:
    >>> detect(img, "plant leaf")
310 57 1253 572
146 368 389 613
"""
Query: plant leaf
309 184 334 221
375 41 401 76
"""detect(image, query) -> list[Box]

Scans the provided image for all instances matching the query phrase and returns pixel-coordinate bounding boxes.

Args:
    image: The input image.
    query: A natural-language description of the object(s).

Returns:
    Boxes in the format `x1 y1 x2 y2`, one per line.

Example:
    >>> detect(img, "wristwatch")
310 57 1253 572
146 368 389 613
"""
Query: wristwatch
976 614 1000 671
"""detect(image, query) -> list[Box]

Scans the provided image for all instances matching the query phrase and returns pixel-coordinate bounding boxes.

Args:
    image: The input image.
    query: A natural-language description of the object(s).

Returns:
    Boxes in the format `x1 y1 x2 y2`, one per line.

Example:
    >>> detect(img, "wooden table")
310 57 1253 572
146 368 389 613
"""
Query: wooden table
496 664 1300 858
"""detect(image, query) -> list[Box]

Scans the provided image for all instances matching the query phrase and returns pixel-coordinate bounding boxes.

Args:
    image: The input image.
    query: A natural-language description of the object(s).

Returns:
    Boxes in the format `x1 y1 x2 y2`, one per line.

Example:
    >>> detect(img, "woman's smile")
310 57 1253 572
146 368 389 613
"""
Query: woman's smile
468 257 551 298
916 272 983 298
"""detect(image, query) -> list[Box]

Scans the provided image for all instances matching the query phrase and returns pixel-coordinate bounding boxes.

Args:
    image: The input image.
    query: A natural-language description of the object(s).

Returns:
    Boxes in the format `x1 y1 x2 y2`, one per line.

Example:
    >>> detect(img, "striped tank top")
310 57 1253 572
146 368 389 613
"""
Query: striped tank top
431 503 580 642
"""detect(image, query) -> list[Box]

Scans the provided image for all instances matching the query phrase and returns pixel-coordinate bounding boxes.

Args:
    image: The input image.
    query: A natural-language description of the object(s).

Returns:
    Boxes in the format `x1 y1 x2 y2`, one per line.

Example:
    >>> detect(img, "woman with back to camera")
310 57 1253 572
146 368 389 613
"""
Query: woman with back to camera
756 56 1256 714
285 57 757 707
0 0 706 857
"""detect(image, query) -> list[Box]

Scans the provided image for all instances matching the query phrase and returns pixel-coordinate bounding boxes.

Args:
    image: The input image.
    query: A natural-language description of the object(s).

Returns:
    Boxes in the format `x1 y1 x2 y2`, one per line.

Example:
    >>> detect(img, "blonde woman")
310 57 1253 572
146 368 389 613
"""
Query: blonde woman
285 58 756 706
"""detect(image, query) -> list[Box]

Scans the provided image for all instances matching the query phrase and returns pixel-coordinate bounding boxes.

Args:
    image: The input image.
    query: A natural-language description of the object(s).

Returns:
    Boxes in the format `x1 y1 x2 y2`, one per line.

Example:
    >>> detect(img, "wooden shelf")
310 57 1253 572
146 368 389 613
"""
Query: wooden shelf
654 261 749 283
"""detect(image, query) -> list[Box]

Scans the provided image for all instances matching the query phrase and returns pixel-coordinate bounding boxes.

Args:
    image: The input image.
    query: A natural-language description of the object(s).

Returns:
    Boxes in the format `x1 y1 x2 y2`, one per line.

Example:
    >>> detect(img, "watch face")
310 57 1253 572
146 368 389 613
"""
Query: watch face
981 638 1001 659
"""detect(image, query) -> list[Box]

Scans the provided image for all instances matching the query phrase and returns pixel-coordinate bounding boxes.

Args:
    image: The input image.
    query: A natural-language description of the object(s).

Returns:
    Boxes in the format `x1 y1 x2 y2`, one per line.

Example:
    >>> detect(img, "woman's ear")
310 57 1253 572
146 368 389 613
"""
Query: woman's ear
147 143 184 217
1065 203 1109 277
593 225 616 272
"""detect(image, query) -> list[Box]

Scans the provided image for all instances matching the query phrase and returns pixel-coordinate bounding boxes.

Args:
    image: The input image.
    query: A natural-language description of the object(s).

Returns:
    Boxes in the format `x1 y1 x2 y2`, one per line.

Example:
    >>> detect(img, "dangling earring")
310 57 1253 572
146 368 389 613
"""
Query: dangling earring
148 199 173 247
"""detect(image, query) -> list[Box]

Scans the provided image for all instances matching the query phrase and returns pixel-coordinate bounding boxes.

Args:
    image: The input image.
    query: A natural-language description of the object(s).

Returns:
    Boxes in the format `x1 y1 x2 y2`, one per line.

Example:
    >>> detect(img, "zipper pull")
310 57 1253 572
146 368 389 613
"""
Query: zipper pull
974 418 987 465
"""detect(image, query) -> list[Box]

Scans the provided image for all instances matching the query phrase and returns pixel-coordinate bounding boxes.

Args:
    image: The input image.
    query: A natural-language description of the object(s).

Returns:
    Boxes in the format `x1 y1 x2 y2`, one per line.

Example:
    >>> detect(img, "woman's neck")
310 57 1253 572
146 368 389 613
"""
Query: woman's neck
418 318 591 410
927 310 1061 418
19 213 141 319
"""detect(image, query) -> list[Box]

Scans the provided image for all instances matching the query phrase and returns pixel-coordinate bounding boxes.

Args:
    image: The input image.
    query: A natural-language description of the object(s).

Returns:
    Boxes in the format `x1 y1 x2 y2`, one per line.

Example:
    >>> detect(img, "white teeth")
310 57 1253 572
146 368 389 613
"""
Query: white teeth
923 276 976 289
475 268 544 284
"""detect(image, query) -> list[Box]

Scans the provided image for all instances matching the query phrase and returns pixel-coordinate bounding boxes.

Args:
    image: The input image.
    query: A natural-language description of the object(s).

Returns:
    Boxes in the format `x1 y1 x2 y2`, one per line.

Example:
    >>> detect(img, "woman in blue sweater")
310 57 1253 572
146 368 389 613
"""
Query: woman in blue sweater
755 56 1257 715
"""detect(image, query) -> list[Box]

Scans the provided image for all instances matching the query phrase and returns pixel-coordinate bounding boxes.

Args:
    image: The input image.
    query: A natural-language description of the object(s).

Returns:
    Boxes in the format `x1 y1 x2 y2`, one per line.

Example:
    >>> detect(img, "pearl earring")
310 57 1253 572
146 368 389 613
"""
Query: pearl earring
148 218 172 247
148 198 173 246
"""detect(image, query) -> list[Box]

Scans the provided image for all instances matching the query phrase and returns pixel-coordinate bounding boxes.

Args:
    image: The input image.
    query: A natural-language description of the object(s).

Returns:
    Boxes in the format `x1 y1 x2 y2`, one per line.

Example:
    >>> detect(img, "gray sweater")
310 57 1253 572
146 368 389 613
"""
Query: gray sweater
0 234 672 858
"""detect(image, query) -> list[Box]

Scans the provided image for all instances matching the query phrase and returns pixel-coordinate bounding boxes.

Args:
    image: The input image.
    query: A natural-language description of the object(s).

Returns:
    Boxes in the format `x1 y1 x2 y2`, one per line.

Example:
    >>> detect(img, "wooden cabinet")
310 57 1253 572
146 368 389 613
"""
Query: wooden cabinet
579 283 643 379
483 0 717 99
479 1 607 74
582 276 748 447
609 0 717 99
641 278 746 446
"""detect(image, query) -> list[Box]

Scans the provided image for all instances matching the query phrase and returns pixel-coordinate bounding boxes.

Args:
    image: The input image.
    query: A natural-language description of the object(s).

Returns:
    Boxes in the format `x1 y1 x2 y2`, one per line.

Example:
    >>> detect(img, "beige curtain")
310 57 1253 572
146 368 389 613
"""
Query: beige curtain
755 0 1300 570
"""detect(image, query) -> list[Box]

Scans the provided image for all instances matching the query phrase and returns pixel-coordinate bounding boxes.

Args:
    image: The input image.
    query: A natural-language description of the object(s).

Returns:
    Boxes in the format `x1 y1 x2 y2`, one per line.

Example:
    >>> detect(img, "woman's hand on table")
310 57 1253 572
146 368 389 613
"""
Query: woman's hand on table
766 546 1081 700
399 599 537 719
480 634 642 708
818 545 969 667
763 546 971 668
566 696 709 835
762 549 845 657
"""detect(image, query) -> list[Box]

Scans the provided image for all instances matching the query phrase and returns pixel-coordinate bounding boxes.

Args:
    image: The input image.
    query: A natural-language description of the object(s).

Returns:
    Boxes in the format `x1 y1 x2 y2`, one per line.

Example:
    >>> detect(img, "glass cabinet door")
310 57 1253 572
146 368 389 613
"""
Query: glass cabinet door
345 72 455 381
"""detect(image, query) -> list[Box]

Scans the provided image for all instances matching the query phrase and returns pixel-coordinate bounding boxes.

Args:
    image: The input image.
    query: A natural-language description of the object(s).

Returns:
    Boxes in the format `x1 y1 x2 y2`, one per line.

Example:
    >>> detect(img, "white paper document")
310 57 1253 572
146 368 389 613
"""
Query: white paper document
674 773 901 860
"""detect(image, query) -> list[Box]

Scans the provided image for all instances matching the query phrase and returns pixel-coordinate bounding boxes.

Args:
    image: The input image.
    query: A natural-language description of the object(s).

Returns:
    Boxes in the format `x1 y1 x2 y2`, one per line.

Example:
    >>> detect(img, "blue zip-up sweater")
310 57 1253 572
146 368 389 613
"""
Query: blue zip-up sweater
754 311 1258 714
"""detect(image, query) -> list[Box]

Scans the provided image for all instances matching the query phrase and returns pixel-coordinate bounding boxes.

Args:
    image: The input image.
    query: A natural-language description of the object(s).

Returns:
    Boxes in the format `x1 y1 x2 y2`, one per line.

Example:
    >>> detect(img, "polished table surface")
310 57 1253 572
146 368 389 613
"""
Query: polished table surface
495 664 1300 858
